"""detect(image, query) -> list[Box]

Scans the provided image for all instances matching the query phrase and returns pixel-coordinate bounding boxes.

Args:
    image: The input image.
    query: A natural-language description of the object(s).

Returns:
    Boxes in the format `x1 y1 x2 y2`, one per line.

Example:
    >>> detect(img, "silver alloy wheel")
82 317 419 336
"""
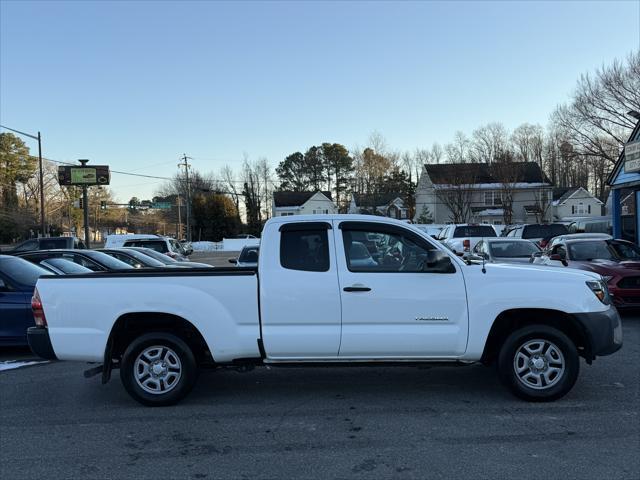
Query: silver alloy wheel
134 345 182 395
513 338 565 390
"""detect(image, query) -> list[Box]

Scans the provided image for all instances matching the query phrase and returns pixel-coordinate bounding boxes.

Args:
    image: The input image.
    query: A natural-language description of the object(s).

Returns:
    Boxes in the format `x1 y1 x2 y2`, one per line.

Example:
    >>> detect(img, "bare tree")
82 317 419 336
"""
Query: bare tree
435 164 478 223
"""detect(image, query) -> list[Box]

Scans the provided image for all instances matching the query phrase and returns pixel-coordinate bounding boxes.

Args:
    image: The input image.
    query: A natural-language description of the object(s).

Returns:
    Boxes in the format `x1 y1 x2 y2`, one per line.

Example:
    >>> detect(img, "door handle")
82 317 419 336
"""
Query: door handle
343 285 371 292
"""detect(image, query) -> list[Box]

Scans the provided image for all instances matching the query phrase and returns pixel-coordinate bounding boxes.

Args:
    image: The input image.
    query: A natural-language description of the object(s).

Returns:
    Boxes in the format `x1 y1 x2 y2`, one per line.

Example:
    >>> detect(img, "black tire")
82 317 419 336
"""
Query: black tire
497 325 579 402
120 332 198 406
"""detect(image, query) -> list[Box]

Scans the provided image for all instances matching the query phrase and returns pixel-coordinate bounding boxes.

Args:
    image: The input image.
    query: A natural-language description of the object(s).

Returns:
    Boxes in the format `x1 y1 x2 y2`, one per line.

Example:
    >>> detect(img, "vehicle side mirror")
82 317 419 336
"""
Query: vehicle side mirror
228 258 237 264
423 250 456 273
185 248 193 256
549 253 563 261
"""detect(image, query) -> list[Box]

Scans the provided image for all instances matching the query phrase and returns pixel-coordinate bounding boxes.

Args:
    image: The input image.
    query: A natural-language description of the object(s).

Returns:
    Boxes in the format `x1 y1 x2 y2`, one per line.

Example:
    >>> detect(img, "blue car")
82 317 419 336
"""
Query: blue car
0 255 51 346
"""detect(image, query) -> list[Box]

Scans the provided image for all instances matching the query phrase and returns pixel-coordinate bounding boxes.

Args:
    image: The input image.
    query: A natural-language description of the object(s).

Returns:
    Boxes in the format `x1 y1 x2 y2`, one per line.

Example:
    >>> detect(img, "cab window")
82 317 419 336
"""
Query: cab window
280 228 329 272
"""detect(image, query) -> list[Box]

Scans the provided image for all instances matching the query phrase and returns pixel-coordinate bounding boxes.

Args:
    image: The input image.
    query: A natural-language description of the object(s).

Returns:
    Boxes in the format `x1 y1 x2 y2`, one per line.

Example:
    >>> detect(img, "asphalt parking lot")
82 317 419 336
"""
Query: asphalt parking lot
1 314 638 480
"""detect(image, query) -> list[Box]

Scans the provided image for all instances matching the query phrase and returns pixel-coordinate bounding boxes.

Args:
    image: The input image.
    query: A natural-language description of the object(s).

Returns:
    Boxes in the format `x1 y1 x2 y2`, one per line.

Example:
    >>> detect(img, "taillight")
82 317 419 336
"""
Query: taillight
463 239 471 251
32 288 47 327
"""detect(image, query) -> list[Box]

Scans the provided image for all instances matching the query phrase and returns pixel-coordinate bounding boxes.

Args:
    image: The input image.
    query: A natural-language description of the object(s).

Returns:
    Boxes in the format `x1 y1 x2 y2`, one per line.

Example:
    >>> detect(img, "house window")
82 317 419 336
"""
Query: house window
280 212 294 216
576 203 587 215
484 191 502 206
313 209 329 215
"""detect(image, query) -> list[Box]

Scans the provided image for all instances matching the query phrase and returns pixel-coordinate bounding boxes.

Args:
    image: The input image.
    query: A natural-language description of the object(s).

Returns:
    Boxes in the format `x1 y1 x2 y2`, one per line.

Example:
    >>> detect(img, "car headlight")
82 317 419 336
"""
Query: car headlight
586 280 611 305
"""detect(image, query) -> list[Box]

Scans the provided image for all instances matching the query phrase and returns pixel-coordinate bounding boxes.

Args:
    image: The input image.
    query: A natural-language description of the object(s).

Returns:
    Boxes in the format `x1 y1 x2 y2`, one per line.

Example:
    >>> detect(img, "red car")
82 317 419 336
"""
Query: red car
542 239 640 309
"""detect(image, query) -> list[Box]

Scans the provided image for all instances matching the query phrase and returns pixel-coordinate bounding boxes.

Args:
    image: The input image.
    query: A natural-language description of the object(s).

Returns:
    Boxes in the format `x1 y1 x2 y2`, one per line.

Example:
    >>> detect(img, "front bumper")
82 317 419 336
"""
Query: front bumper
609 286 640 309
27 327 57 360
573 307 623 359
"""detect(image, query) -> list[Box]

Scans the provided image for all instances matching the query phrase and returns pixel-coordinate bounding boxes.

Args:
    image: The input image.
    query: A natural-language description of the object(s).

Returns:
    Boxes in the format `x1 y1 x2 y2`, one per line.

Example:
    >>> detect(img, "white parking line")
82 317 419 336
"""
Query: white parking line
0 360 49 372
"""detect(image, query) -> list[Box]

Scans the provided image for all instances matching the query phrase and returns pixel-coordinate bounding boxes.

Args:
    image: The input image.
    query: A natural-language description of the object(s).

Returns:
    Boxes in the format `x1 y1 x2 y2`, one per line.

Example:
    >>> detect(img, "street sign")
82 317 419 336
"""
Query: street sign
58 165 110 186
152 202 172 210
624 139 640 173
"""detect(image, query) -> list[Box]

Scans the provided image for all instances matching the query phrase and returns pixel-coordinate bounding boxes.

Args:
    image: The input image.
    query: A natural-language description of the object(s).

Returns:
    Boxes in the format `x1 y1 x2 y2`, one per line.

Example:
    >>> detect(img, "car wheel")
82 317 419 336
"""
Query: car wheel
120 332 197 406
498 325 579 402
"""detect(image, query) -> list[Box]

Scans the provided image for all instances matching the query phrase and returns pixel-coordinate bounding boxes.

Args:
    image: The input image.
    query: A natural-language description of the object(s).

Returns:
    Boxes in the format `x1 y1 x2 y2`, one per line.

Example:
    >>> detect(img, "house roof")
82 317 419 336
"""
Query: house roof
352 192 403 207
273 191 332 207
424 162 550 185
553 187 578 203
552 186 603 206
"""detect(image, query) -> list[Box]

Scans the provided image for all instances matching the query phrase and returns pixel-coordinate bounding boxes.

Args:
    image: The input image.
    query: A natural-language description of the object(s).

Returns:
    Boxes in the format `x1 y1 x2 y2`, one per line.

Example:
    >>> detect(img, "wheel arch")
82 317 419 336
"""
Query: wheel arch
481 308 592 365
104 312 213 380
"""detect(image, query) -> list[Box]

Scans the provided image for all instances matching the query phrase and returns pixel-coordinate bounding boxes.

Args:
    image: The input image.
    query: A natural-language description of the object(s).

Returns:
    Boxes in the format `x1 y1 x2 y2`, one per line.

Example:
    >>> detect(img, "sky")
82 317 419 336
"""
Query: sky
1 0 639 202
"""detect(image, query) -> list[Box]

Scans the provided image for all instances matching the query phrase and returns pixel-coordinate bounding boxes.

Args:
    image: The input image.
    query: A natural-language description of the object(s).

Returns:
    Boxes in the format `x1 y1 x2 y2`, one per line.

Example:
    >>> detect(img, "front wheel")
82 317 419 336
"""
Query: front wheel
120 332 198 406
498 325 579 402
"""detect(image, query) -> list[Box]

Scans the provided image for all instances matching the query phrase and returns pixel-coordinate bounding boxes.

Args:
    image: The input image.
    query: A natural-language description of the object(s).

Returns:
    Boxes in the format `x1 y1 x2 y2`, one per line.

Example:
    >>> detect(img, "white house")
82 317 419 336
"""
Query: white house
348 193 410 220
272 191 337 217
414 162 553 225
552 187 604 220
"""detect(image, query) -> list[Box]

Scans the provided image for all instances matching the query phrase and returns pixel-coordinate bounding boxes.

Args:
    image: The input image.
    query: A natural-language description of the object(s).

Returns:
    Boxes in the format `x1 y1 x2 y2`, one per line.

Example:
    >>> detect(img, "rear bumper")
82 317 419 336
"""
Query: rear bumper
573 307 623 359
27 327 57 360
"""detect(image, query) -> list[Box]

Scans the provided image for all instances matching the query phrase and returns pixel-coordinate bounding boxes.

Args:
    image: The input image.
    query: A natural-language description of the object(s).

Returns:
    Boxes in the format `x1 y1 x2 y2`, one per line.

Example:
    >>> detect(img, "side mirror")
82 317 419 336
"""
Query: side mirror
228 258 237 264
549 253 568 266
466 254 485 263
185 248 193 256
423 250 456 273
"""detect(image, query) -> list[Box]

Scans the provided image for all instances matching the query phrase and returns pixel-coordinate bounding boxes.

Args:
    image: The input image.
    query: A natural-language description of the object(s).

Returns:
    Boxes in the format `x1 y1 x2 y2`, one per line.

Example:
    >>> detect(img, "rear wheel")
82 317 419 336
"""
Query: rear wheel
498 325 579 402
120 332 197 406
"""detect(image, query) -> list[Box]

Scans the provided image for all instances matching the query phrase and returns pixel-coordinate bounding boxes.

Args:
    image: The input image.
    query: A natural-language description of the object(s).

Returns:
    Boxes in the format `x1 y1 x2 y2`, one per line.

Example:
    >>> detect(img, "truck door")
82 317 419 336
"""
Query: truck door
259 221 342 359
335 221 469 358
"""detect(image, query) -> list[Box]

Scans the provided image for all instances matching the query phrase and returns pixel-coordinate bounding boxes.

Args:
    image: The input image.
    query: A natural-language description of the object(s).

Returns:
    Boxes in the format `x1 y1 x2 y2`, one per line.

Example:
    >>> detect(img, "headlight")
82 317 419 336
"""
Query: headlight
586 280 611 305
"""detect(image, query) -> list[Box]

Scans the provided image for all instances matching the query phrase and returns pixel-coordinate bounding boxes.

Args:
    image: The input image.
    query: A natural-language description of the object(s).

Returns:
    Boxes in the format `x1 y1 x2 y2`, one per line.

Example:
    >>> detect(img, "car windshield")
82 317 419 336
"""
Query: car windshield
124 240 168 253
82 251 134 269
567 241 614 261
118 250 166 267
610 242 640 260
42 258 92 273
489 241 540 258
522 224 568 239
453 226 496 238
127 247 175 264
0 256 50 286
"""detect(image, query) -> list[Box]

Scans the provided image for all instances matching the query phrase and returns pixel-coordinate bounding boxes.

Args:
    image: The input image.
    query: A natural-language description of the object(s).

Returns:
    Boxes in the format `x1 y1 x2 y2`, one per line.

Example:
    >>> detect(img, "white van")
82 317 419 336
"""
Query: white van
104 234 161 249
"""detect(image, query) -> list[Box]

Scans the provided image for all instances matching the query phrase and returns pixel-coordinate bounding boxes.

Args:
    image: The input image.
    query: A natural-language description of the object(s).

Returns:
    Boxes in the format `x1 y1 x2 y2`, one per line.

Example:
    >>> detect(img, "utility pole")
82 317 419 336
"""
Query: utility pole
176 196 182 238
78 159 91 247
178 154 192 242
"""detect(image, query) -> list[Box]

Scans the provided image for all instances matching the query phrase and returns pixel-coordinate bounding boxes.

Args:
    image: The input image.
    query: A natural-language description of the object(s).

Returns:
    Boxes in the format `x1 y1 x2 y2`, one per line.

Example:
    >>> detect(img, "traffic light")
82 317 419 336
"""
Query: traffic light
100 201 107 210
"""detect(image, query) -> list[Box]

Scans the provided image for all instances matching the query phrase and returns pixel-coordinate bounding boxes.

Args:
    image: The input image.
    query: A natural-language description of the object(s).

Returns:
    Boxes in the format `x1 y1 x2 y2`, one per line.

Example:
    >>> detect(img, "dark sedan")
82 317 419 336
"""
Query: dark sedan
15 249 133 272
0 255 51 346
541 239 640 309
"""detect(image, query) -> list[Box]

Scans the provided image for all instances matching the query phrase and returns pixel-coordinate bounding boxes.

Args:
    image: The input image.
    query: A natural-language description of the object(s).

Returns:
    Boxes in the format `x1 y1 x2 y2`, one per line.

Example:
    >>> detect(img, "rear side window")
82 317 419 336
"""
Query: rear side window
522 224 569 239
39 238 68 249
14 240 38 252
280 230 329 272
453 226 496 238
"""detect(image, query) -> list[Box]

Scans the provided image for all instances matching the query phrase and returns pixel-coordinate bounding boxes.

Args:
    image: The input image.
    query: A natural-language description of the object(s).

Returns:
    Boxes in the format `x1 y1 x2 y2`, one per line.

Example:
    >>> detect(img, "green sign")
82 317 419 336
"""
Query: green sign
152 202 172 210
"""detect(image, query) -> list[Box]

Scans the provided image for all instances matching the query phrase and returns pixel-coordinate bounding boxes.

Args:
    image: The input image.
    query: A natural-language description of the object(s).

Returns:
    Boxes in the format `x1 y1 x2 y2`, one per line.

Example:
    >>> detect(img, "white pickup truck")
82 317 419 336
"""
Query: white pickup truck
28 215 622 406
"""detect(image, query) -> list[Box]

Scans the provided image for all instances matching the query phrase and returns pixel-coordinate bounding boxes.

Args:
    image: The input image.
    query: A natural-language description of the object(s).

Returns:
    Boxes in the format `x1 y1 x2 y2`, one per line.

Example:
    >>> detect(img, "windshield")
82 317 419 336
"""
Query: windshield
489 241 540 258
42 258 92 273
120 250 166 267
567 241 614 261
453 226 496 238
610 242 640 260
83 251 134 269
127 247 175 264
522 224 568 239
0 256 50 286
